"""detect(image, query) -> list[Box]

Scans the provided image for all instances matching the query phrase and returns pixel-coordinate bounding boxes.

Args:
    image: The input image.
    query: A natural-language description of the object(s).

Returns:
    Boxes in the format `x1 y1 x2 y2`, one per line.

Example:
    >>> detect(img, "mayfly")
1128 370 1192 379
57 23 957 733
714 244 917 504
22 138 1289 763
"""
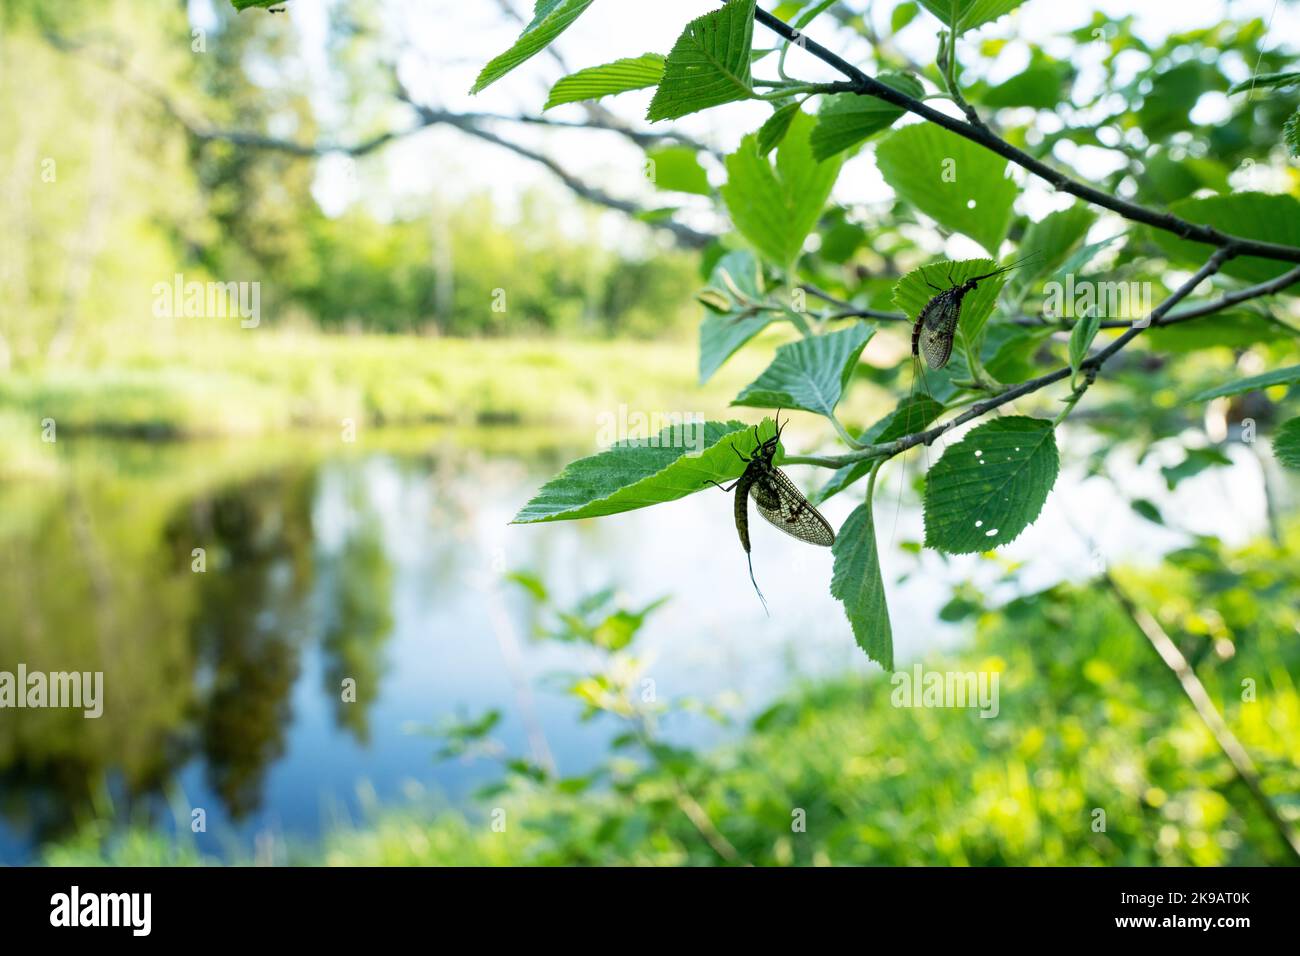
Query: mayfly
893 253 1040 540
704 411 835 614
912 253 1040 370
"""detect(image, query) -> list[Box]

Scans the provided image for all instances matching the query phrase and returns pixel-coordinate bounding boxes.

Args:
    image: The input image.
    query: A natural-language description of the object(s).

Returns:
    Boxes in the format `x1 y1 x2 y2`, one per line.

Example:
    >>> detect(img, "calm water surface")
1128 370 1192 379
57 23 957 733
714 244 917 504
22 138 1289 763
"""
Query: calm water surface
0 426 1269 862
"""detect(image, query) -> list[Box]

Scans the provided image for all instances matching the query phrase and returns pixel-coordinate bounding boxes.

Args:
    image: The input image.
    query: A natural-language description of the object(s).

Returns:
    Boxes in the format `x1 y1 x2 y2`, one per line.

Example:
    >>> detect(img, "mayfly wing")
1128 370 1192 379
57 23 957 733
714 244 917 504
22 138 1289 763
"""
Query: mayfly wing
917 288 960 369
750 467 836 547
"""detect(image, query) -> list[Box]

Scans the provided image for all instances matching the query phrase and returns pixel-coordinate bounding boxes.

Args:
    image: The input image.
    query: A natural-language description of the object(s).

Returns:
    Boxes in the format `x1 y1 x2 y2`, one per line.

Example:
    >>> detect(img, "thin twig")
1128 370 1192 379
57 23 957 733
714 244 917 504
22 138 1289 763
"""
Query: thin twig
1101 572 1300 863
802 283 911 322
625 703 744 864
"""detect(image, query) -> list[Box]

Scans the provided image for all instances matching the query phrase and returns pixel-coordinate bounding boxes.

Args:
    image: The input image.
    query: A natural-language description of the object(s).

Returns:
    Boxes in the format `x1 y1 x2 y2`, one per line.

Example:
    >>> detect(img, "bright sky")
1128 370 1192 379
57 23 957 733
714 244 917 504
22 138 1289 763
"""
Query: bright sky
253 0 1298 253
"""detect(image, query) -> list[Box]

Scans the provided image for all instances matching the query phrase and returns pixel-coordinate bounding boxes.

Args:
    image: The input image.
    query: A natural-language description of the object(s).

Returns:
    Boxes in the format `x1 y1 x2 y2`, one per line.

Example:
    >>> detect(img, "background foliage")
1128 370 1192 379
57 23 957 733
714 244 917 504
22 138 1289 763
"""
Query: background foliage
2 0 1298 866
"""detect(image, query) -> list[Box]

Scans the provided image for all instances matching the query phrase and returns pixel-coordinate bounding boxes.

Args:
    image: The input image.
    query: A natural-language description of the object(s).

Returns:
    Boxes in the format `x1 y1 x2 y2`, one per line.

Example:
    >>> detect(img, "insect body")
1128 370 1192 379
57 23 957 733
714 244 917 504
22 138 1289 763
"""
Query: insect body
705 413 835 613
911 256 1038 370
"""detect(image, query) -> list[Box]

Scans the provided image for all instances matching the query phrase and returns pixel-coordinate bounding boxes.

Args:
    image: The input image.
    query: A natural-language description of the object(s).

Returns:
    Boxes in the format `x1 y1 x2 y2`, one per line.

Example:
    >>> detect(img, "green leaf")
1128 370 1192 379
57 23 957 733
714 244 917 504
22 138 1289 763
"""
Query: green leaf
1160 447 1232 490
809 72 923 160
813 395 944 504
831 498 893 668
1152 193 1300 282
1227 71 1300 95
817 218 867 263
544 54 665 110
983 323 1054 384
231 0 285 9
756 101 801 157
647 0 756 122
1274 418 1300 470
917 0 1028 35
875 124 1018 255
891 1 920 32
893 258 1010 345
1135 151 1230 206
698 251 774 383
1068 310 1101 378
634 206 680 224
513 418 777 523
1035 234 1124 321
471 0 597 95
646 146 711 195
923 416 1059 554
1137 62 1212 140
1007 205 1096 298
793 0 839 28
1130 498 1165 525
722 110 845 265
506 570 549 601
1190 364 1300 402
1145 310 1280 353
981 53 1072 109
1051 234 1121 280
1285 109 1300 160
732 324 874 417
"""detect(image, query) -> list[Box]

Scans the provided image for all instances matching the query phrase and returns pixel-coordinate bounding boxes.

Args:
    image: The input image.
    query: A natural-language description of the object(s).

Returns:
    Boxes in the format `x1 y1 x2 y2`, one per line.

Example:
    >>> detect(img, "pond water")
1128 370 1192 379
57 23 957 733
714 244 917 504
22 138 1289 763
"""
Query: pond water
0 425 1272 863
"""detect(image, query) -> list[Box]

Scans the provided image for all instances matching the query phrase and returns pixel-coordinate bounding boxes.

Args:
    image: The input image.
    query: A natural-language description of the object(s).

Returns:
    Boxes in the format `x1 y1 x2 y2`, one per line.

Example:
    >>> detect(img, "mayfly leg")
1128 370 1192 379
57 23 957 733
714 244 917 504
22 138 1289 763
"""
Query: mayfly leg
703 478 740 492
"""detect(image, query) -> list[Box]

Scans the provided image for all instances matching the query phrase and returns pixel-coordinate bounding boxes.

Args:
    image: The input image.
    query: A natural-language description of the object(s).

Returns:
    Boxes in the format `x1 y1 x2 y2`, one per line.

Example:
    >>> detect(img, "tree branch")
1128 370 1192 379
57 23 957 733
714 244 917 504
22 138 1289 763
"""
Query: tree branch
404 101 714 248
754 7 1300 266
783 250 1234 468
1130 264 1300 329
44 31 717 249
817 260 1300 334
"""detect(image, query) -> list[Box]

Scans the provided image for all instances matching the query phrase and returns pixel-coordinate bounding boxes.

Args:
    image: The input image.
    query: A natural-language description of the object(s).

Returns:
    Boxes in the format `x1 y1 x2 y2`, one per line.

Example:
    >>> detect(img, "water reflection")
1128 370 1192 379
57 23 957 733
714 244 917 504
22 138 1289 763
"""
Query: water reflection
0 430 667 861
0 426 1273 862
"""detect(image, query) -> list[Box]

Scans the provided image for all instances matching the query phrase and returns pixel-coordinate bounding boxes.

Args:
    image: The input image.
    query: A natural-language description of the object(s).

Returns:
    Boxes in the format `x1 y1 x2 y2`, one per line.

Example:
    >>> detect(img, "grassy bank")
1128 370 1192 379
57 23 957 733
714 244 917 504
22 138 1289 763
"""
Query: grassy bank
0 331 773 441
0 331 787 480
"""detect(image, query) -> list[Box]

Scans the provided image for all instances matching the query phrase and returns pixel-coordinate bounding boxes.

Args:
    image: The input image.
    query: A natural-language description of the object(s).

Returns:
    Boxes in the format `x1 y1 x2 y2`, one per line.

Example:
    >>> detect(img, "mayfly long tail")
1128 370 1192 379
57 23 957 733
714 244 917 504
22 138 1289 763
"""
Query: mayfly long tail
747 550 770 616
979 251 1043 419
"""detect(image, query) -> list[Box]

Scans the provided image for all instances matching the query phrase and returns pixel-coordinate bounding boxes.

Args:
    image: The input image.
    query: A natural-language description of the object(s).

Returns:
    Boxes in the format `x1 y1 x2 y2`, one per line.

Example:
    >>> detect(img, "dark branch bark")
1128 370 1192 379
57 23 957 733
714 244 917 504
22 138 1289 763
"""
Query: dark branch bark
816 264 1300 333
784 250 1234 468
754 7 1300 266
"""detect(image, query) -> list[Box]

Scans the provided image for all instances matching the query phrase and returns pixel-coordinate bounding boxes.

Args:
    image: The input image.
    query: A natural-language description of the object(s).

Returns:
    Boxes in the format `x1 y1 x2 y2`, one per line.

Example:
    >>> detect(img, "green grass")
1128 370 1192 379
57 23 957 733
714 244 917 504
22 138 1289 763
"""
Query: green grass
0 332 773 446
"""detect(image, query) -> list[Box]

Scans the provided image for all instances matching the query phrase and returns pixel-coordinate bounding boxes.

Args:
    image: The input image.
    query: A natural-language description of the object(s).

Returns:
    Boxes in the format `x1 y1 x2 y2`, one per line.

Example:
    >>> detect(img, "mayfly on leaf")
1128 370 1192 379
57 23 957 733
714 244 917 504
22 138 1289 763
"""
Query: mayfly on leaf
911 253 1041 371
888 253 1041 543
704 412 835 614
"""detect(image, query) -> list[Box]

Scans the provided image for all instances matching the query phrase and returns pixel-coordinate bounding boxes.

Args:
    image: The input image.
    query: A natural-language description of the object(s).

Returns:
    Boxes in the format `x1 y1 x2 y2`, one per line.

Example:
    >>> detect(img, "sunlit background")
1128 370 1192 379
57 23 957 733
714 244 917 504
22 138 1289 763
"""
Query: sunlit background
1 0 1298 866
